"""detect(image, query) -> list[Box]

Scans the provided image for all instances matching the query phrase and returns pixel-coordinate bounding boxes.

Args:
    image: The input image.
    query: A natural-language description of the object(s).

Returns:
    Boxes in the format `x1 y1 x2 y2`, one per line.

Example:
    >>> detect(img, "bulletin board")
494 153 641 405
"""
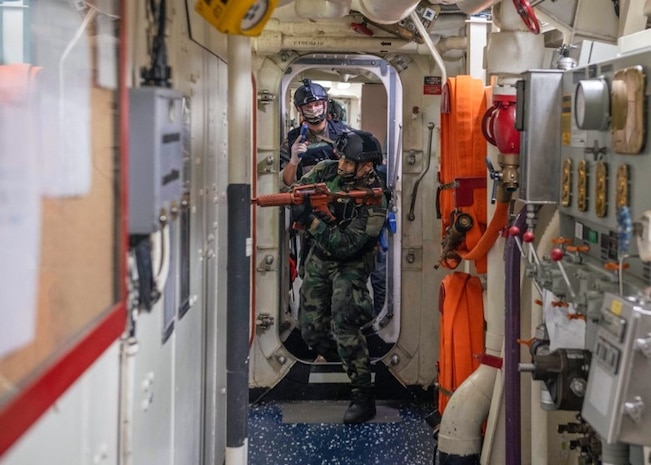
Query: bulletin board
0 1 126 456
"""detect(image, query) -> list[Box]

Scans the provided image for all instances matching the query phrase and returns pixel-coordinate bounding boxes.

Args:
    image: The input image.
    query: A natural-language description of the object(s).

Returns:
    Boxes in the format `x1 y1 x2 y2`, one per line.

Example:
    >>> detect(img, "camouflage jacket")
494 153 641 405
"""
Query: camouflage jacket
294 160 387 261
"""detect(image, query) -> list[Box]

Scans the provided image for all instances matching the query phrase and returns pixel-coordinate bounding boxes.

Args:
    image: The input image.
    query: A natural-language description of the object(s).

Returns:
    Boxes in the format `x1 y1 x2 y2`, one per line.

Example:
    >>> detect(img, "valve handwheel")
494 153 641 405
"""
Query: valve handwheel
513 0 540 35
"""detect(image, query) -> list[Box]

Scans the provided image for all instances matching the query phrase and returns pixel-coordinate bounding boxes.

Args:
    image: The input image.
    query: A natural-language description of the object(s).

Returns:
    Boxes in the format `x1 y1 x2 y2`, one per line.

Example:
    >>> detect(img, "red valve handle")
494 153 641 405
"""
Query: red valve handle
550 248 564 262
523 231 535 243
351 22 373 37
508 226 520 237
512 0 540 35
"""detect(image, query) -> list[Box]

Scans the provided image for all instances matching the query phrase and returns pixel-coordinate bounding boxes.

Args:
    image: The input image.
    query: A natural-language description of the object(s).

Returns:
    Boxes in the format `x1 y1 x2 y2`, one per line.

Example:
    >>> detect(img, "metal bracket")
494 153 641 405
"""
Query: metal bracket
257 90 276 105
403 149 423 173
257 155 276 175
256 313 275 332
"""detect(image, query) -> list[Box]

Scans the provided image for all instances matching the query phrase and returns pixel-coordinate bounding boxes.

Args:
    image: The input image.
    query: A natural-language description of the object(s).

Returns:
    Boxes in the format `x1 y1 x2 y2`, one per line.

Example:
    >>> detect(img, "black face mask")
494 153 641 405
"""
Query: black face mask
338 166 356 183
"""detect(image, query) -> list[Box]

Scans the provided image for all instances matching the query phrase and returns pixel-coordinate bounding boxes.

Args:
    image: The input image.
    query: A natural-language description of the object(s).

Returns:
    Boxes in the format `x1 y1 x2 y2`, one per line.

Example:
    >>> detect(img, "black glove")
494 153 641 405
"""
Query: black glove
313 208 336 225
291 201 313 227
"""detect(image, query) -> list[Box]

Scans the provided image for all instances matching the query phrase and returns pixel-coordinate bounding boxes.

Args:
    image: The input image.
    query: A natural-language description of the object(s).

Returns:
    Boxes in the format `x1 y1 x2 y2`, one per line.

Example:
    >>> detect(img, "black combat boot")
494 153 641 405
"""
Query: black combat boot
343 389 376 424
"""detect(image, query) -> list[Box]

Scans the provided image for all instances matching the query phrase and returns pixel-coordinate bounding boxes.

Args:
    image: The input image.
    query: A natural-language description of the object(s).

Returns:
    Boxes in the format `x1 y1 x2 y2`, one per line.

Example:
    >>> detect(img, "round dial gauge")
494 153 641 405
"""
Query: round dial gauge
574 79 610 131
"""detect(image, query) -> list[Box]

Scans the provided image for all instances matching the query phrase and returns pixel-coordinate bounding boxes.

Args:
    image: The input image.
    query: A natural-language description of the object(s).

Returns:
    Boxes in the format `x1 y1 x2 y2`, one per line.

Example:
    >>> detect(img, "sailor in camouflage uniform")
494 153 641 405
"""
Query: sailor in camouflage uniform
279 79 350 190
290 130 387 424
280 79 352 280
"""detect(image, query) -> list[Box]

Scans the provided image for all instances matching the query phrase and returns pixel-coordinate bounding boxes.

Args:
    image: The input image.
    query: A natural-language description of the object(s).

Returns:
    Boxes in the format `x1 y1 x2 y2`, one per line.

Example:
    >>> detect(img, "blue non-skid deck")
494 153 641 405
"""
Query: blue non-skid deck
248 400 435 465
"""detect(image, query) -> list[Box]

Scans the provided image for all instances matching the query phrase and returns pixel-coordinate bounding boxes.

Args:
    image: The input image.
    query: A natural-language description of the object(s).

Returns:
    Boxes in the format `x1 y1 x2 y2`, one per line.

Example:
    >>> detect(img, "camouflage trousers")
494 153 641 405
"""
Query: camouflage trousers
299 247 376 389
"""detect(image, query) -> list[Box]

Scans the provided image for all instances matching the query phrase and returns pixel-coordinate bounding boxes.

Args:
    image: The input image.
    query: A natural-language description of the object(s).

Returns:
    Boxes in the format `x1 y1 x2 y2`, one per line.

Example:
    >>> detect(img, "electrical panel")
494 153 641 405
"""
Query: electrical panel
557 51 649 286
516 69 563 205
128 87 183 234
582 293 651 445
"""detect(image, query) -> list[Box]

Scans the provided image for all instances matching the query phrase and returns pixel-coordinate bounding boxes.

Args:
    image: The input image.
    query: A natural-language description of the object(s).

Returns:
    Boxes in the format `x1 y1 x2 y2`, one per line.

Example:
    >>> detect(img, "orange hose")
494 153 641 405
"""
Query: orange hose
459 200 509 263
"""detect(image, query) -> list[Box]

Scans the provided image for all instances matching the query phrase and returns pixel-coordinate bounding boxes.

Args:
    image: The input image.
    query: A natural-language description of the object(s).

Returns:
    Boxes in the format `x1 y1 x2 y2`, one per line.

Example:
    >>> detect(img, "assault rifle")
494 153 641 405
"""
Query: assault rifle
252 183 384 224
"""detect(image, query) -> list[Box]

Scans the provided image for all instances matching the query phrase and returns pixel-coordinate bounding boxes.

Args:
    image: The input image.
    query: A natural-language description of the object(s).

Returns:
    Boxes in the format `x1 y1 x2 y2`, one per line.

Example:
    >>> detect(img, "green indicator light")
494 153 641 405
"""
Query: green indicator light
588 230 598 243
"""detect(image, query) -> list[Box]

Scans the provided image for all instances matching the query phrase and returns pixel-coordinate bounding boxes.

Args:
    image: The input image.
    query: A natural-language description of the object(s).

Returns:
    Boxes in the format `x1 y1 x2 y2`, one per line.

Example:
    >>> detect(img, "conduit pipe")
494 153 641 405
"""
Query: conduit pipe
226 35 252 465
504 207 528 465
410 10 448 85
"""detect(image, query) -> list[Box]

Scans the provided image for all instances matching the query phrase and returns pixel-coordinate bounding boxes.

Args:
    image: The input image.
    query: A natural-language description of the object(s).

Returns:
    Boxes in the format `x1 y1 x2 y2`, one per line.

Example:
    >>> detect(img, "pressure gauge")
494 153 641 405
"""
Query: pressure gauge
195 0 278 37
574 79 610 131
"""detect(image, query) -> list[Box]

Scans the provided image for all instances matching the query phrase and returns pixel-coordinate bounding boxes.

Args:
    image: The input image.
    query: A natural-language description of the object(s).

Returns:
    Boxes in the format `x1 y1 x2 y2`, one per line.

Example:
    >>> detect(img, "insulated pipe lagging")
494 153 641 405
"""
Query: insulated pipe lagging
226 185 251 463
353 0 420 24
294 0 351 19
252 33 411 55
437 364 498 464
504 207 527 465
226 35 252 465
456 0 502 14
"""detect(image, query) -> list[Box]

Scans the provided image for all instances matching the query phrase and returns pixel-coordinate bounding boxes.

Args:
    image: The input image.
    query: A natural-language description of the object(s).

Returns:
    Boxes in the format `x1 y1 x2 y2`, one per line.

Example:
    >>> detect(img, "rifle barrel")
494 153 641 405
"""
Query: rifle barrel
251 192 297 207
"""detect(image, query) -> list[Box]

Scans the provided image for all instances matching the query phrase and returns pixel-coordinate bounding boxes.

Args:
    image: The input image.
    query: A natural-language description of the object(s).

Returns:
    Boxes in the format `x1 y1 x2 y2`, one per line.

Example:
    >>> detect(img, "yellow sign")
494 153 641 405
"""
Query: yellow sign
195 0 278 37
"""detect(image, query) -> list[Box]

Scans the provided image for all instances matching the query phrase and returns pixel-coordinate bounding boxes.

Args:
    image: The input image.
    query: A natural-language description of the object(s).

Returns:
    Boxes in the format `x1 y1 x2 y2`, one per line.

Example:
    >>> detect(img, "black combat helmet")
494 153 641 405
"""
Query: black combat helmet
334 130 382 165
293 79 328 107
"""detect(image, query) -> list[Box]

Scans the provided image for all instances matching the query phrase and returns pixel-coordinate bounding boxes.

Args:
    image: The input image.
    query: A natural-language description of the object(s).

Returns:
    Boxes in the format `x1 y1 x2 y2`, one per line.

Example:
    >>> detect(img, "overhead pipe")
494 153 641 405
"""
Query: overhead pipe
252 32 467 57
456 0 502 14
294 0 351 19
264 14 466 35
252 32 412 54
352 0 420 24
275 0 422 23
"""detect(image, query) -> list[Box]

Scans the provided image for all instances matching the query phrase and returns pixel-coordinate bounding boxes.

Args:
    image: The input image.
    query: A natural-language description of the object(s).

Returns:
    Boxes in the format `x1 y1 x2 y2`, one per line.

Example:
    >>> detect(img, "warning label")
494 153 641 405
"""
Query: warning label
423 76 442 95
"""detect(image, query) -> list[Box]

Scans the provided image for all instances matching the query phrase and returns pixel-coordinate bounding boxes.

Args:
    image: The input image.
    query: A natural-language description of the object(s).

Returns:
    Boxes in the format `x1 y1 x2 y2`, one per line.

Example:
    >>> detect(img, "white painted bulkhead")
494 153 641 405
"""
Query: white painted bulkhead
7 1 650 465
